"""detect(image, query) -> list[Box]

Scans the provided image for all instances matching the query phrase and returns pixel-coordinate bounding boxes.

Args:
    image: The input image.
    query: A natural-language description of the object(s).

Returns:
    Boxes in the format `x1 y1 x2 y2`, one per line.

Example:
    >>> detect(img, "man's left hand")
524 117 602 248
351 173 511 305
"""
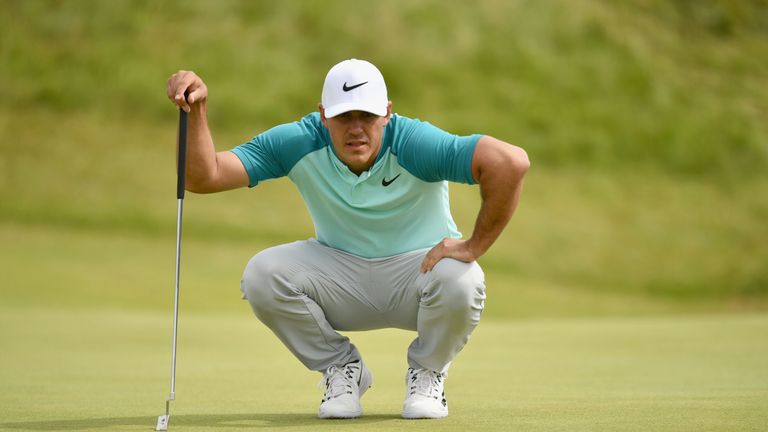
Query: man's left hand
420 238 479 273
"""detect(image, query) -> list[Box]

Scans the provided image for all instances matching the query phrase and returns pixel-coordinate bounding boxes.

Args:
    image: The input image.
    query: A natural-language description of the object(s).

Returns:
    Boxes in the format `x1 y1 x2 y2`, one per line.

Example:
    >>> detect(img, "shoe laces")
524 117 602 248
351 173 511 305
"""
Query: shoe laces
408 368 444 400
318 362 360 401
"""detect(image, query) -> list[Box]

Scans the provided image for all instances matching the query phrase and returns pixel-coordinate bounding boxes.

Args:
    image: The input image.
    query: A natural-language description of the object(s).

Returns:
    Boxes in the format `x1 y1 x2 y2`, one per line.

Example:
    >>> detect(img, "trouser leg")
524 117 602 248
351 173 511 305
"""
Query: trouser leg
405 258 486 374
240 239 486 375
240 240 381 371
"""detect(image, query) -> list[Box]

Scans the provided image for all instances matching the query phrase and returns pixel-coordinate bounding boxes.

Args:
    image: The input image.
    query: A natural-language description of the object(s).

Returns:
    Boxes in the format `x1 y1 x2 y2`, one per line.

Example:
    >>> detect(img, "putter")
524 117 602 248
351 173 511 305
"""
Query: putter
156 106 188 431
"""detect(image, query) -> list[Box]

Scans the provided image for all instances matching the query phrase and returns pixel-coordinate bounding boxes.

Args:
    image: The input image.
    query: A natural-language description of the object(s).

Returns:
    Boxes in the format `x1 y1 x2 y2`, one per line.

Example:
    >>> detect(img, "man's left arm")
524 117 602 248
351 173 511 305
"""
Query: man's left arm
420 135 530 272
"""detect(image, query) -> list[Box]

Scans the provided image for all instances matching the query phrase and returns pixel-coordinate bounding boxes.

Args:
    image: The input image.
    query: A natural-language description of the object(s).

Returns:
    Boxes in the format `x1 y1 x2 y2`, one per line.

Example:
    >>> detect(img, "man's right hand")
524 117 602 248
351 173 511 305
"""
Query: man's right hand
166 70 208 112
164 70 249 193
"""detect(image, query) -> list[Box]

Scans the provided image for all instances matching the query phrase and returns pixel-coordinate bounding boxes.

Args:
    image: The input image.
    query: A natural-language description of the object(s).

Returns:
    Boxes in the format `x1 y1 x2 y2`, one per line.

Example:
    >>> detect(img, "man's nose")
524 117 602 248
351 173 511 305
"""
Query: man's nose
348 118 364 134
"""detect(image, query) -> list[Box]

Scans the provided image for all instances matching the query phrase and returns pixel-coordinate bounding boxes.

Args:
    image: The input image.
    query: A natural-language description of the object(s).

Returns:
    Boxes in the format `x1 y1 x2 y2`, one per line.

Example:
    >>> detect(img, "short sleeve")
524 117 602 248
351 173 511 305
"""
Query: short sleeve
389 116 481 184
229 114 327 187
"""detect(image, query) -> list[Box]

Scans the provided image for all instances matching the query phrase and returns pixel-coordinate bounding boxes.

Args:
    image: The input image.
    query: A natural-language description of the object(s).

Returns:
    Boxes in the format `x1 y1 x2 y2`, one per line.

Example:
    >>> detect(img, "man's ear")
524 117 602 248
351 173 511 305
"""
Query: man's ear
318 103 328 128
382 101 393 125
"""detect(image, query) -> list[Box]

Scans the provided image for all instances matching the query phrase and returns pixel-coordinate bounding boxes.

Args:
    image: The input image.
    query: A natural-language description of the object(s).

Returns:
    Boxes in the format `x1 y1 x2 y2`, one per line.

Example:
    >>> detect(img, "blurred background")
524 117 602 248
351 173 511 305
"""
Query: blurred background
2 0 766 318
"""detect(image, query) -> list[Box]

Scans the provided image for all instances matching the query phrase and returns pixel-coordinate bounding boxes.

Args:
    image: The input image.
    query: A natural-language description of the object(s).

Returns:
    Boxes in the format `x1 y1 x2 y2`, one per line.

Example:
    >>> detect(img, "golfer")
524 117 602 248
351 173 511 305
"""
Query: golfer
166 59 529 419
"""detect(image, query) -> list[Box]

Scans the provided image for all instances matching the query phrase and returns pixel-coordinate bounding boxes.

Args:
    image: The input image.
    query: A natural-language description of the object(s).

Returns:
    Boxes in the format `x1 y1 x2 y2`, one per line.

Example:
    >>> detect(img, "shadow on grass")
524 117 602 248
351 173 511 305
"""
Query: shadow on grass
0 413 403 430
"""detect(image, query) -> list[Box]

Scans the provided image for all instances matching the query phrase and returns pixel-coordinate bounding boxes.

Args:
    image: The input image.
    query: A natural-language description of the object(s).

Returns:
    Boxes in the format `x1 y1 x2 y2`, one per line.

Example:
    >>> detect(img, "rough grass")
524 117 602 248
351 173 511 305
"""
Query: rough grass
1 0 767 175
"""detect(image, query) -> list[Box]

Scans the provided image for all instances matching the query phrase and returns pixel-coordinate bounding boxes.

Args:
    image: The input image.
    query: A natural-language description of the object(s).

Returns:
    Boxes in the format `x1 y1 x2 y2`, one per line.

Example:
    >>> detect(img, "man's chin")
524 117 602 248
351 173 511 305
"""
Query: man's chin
343 147 371 159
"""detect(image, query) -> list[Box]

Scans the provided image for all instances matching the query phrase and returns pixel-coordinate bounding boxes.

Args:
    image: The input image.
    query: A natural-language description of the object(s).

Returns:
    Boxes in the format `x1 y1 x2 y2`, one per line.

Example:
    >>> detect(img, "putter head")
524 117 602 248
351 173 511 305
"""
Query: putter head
155 414 169 431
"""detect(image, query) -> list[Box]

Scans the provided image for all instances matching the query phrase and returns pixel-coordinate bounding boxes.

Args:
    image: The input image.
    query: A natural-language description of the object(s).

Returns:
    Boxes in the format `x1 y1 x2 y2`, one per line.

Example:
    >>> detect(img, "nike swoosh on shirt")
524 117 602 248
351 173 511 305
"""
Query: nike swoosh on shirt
343 81 368 92
382 174 401 187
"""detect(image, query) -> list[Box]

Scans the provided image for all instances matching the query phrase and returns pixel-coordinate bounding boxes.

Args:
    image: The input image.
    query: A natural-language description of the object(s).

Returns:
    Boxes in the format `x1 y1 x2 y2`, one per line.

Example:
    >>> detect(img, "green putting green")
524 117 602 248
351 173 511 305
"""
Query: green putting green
1 307 766 431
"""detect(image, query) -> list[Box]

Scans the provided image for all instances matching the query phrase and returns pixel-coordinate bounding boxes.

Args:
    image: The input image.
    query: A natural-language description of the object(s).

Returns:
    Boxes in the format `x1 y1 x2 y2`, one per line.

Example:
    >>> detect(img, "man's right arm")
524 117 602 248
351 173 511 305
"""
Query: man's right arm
167 70 250 193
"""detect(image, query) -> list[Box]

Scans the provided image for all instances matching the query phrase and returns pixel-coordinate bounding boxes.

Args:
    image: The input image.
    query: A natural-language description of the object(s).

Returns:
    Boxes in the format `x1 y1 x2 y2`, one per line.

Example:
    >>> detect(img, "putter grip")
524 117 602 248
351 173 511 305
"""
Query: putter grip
177 109 188 199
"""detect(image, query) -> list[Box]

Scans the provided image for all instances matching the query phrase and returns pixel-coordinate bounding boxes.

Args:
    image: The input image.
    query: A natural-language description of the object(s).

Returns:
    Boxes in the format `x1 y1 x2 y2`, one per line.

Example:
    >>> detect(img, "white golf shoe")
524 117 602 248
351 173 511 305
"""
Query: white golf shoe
402 367 448 419
317 360 373 419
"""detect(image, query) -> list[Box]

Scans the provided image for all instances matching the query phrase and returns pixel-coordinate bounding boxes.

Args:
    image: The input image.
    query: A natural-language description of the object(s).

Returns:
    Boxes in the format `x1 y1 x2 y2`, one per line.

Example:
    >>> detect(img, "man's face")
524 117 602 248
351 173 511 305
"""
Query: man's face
320 102 392 175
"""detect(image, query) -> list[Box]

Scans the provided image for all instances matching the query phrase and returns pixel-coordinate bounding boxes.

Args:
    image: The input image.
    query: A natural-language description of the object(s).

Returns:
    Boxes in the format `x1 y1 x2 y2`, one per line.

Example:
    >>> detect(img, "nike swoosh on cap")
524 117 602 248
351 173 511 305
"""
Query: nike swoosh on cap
343 81 368 92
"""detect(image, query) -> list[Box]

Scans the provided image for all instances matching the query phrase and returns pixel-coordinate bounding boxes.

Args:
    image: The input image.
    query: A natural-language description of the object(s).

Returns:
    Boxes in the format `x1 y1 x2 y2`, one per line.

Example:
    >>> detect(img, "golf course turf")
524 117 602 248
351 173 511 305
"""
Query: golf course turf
1 306 766 431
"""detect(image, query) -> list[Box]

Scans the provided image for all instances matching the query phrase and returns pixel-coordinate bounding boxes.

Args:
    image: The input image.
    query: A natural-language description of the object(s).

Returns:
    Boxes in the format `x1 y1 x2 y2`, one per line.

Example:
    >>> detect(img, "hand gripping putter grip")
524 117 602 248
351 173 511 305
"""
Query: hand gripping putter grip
156 106 188 431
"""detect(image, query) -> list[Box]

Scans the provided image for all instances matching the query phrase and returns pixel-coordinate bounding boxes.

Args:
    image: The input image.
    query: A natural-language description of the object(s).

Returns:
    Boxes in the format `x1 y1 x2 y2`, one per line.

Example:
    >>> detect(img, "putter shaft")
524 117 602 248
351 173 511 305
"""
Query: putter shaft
168 198 183 401
158 107 187 431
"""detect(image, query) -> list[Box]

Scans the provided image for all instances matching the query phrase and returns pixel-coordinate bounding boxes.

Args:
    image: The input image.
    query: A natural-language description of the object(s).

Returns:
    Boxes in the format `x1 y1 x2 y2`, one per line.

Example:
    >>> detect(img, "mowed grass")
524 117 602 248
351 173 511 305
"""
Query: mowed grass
0 222 766 431
0 306 766 432
1 221 765 431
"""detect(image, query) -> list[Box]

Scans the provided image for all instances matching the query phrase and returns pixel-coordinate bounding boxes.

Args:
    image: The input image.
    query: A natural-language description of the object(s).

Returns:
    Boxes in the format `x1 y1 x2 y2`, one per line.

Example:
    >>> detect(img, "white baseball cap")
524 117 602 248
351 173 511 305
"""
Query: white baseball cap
321 59 388 118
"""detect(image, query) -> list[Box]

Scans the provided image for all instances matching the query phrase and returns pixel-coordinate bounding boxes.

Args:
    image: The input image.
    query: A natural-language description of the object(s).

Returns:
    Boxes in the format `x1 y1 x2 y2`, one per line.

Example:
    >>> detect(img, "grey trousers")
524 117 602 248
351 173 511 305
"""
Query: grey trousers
240 239 486 374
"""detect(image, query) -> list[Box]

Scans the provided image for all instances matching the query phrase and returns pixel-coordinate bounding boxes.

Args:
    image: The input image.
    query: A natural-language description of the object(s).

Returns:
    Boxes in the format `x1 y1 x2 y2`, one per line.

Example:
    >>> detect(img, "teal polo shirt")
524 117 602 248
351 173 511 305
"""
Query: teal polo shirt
230 112 481 258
